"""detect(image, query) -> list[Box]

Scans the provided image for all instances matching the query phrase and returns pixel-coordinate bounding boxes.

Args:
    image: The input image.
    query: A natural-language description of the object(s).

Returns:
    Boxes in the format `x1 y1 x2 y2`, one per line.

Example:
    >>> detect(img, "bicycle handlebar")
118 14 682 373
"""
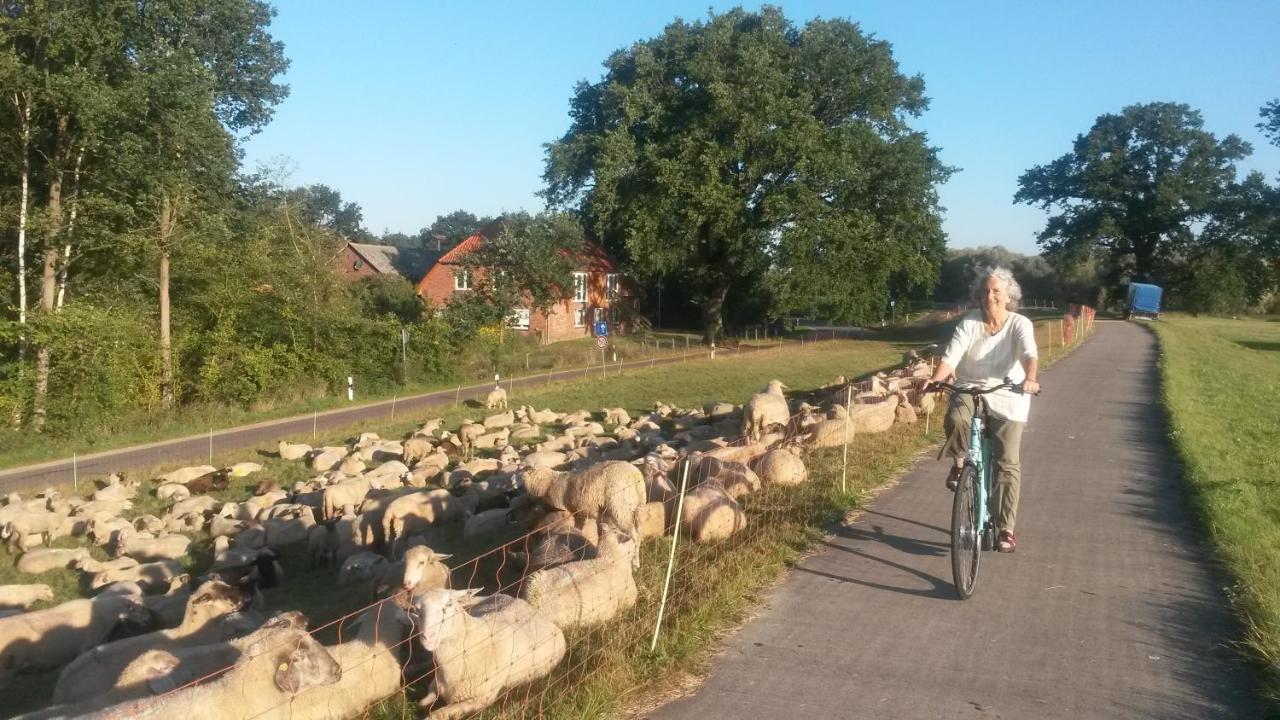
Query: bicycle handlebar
927 377 1040 396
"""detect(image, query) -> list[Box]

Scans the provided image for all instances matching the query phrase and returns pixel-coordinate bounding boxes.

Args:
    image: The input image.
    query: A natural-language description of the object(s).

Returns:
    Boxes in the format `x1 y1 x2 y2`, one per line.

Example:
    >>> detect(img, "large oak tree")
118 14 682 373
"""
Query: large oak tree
543 6 950 340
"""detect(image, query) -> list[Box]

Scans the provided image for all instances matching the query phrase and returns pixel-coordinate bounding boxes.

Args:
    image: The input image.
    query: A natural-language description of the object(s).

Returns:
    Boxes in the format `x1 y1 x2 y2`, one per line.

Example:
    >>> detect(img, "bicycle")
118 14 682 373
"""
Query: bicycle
930 378 1038 599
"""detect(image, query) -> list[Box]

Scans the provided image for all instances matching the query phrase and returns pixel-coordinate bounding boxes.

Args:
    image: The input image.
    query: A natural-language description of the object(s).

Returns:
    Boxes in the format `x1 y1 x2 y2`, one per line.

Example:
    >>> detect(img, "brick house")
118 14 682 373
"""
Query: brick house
333 242 443 284
416 227 634 344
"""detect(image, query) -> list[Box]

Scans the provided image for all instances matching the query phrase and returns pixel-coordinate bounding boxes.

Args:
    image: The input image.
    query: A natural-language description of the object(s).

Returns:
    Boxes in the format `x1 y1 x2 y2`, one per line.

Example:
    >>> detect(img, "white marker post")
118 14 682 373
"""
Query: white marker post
347 376 354 402
652 458 691 651
841 385 853 493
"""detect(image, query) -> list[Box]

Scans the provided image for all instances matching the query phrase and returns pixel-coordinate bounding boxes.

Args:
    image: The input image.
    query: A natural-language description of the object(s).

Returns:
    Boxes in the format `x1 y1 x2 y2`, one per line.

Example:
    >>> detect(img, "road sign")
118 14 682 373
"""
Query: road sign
595 320 608 336
596 335 608 349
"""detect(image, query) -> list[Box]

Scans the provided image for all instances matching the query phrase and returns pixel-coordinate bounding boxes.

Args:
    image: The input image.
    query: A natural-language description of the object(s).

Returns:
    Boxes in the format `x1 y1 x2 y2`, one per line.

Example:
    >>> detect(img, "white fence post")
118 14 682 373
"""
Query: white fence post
651 458 692 651
841 386 853 493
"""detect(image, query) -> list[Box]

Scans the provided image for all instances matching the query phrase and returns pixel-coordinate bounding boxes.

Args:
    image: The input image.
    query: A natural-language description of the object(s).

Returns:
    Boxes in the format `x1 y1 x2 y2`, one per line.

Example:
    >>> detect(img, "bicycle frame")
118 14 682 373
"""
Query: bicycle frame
966 395 995 545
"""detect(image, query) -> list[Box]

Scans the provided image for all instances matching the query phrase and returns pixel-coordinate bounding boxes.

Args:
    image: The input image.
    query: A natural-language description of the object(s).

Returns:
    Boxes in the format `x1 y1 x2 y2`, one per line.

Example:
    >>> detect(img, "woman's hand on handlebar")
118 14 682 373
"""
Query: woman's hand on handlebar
1022 379 1041 395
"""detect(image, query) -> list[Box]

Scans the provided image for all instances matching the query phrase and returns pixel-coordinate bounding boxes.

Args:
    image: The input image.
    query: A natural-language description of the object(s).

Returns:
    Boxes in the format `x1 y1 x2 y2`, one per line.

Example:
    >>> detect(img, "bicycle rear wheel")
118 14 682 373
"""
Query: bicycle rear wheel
950 464 981 599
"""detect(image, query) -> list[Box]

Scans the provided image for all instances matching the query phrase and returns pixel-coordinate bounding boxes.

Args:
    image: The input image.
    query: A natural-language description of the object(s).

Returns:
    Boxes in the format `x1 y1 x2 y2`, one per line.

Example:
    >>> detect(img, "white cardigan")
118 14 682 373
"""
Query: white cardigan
939 311 1038 422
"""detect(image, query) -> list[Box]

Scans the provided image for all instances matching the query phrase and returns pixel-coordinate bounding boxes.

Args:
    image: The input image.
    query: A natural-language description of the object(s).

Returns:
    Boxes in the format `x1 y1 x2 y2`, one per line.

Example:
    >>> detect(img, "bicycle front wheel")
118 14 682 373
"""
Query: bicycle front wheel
950 464 981 599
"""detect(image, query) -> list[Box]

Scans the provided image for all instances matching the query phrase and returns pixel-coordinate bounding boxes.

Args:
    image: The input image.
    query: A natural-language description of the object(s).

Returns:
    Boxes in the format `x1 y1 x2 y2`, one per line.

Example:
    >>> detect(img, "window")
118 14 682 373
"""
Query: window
610 306 620 324
605 273 619 300
454 268 471 290
353 258 364 270
574 307 587 327
507 307 531 330
572 272 587 303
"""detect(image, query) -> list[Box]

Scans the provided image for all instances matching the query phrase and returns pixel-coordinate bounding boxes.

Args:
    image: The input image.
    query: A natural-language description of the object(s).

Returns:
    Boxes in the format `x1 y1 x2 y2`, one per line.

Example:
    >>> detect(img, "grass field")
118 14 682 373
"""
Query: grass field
1152 315 1280 697
0 314 1091 718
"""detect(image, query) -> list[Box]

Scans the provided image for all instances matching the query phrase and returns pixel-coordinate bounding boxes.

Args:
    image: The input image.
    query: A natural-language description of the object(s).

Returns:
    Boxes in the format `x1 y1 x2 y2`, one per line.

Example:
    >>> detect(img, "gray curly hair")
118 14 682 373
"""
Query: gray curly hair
971 266 1022 311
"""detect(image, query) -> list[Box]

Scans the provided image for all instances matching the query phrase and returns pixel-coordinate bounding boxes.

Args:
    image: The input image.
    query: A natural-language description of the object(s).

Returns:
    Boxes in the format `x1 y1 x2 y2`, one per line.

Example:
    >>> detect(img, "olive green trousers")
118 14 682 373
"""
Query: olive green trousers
942 395 1025 533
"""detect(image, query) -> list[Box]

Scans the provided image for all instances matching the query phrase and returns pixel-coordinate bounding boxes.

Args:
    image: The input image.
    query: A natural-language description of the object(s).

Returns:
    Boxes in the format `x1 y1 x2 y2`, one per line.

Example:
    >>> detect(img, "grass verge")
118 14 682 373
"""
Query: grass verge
1151 315 1280 700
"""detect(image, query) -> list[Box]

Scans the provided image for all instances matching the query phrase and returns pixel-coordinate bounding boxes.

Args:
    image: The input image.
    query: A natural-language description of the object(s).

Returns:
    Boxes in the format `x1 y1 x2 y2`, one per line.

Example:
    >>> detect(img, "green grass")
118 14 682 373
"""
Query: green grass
0 315 1091 718
1152 315 1280 698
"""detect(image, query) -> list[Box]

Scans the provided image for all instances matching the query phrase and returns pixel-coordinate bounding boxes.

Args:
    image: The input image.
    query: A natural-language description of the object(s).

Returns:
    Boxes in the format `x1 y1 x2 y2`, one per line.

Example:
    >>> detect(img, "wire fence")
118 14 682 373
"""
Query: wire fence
0 313 1095 720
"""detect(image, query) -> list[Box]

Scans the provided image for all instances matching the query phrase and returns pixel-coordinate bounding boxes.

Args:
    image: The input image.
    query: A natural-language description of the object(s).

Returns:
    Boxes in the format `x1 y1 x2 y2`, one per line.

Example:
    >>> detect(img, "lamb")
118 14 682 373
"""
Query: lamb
155 483 190 502
277 440 313 461
482 409 514 428
0 583 54 610
15 547 90 575
679 486 747 543
2 511 65 551
741 379 790 442
383 487 480 542
485 384 508 410
414 588 566 719
276 603 408 720
753 447 809 486
73 618 340 720
74 556 140 574
90 560 184 593
0 590 148 688
113 528 191 563
153 465 217 485
322 476 371 521
519 461 646 538
522 528 638 630
52 580 248 705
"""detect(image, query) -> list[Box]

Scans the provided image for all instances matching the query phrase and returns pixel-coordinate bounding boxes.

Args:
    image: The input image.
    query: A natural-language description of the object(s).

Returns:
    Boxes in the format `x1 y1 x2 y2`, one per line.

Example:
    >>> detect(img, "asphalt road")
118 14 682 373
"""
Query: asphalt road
0 332 860 495
650 321 1270 719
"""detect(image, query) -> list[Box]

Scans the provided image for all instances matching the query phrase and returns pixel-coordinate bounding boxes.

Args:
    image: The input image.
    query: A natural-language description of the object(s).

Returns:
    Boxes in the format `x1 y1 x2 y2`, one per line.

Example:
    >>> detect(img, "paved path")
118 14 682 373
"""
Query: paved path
652 321 1269 719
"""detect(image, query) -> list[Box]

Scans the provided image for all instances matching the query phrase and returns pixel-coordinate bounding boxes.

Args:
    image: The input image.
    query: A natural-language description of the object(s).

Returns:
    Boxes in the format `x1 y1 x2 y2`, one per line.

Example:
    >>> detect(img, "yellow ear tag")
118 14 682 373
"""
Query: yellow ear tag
278 663 288 672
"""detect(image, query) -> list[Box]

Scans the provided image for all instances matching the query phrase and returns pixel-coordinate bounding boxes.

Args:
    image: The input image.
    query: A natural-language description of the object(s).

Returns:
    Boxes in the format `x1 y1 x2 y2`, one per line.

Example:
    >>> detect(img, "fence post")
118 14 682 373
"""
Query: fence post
651 458 691 651
841 386 853 493
312 411 317 440
391 395 397 420
72 453 78 491
455 385 461 406
208 428 213 463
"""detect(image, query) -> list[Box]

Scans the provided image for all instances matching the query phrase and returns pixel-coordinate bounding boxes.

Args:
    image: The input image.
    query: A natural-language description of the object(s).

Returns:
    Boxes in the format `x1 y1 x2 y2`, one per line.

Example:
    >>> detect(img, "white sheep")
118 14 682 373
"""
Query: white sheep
112 528 191 563
90 560 183 593
0 583 54 610
73 620 341 720
522 529 638 630
154 483 190 502
309 446 349 472
51 581 248 705
322 476 371 521
74 556 140 574
741 379 790 442
2 511 64 551
753 447 808 486
0 590 148 688
520 461 646 538
263 506 317 546
401 434 434 467
485 384 508 410
93 475 138 502
226 462 263 477
414 589 566 719
679 486 747 543
805 395 899 447
15 547 90 575
689 455 761 499
338 551 389 587
277 440 313 460
383 488 479 542
462 508 511 542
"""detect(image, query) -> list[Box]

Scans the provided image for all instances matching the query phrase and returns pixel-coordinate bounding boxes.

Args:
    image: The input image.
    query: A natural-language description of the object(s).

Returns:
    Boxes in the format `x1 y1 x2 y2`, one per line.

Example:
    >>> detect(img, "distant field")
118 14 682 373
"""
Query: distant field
1152 315 1280 696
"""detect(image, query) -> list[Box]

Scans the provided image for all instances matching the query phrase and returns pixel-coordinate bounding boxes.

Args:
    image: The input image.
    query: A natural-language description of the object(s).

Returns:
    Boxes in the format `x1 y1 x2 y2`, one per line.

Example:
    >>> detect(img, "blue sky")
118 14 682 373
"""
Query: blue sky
241 1 1280 255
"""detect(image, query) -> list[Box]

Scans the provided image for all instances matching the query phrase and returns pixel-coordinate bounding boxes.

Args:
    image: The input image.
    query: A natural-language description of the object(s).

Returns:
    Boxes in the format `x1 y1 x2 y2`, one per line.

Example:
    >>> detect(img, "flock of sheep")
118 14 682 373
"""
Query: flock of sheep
0 350 938 720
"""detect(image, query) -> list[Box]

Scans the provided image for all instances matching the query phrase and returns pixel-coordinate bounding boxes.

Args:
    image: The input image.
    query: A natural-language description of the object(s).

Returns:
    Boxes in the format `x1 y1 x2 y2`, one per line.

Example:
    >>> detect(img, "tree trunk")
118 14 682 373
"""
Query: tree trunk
56 147 85 310
32 114 70 433
10 93 31 428
158 193 176 410
701 283 729 344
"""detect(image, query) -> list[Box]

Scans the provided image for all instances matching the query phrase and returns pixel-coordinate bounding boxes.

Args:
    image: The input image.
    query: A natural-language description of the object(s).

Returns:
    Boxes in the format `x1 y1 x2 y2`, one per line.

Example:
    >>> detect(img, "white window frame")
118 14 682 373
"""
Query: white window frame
605 273 619 300
507 307 531 330
572 272 587 303
574 306 587 327
453 268 471 291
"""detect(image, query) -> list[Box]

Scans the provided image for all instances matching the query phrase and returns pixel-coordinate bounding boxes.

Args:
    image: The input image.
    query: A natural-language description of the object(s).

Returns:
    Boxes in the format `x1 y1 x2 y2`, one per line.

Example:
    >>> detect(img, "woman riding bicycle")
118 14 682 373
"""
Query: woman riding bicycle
925 267 1040 553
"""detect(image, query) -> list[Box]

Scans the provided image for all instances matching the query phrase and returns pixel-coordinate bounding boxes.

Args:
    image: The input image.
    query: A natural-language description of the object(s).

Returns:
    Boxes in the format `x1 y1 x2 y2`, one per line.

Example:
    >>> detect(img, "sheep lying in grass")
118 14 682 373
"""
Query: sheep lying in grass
509 508 598 573
155 483 190 502
414 588 566 720
0 583 54 611
753 447 808 486
52 580 248 705
93 475 138 502
522 528 638 630
804 395 900 447
0 590 148 689
75 617 341 720
280 603 409 720
372 545 452 607
688 455 761 500
519 461 646 538
277 441 312 460
112 528 191 563
90 560 184 594
679 486 747 543
15 547 90 575
75 556 140 574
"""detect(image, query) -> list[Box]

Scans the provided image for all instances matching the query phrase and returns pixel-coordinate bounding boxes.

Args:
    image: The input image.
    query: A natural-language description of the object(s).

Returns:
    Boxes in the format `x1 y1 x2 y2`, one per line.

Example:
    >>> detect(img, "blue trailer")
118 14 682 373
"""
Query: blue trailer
1125 283 1162 320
